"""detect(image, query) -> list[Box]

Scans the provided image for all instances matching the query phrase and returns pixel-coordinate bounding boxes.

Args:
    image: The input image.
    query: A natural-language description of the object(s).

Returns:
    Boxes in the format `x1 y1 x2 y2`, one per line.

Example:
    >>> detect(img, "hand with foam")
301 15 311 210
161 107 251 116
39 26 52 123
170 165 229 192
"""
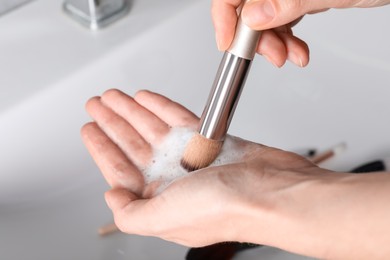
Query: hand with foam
213 0 390 67
82 89 390 259
81 89 199 197
81 89 318 245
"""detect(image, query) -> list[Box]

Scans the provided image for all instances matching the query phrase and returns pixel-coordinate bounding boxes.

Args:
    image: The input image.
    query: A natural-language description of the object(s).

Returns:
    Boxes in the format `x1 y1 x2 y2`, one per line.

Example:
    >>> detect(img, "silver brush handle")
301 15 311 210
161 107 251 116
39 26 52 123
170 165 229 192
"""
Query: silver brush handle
198 52 251 140
198 3 261 141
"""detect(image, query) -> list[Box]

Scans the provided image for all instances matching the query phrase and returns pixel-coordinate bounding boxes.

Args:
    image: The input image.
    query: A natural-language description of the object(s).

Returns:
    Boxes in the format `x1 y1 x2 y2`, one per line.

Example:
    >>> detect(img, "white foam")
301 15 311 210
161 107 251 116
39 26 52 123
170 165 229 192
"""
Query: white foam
141 127 247 193
142 127 194 184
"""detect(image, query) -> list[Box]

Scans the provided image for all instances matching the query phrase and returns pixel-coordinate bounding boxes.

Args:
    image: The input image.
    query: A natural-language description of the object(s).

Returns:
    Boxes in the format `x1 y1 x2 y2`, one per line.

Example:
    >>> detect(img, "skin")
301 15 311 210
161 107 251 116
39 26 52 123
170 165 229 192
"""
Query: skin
82 89 390 259
216 0 390 67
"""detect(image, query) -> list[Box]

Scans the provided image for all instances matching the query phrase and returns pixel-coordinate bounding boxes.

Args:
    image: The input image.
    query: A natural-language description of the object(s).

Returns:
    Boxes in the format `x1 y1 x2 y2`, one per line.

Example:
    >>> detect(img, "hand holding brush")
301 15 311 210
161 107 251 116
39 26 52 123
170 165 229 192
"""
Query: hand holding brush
181 0 262 171
181 0 311 171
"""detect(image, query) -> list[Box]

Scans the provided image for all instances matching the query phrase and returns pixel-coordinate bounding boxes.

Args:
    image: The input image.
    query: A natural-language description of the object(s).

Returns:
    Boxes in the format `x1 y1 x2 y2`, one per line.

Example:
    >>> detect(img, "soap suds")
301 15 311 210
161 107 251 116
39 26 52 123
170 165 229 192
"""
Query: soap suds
141 127 194 184
141 127 247 193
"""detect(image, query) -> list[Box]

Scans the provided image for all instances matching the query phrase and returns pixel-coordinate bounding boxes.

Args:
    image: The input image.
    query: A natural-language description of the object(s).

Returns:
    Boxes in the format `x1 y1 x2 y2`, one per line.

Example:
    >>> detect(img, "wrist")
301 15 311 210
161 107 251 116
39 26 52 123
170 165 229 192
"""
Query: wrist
236 168 390 259
232 167 337 255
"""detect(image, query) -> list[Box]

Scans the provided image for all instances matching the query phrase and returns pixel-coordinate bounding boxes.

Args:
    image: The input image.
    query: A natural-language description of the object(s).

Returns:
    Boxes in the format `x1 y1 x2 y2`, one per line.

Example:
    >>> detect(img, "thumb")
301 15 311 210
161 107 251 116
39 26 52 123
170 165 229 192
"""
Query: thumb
104 188 156 235
241 0 356 30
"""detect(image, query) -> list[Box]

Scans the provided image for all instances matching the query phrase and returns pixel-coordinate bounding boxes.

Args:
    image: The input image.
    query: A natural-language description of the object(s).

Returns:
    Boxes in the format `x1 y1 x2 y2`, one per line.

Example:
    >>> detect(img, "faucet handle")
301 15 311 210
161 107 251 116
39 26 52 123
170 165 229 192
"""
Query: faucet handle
63 0 130 30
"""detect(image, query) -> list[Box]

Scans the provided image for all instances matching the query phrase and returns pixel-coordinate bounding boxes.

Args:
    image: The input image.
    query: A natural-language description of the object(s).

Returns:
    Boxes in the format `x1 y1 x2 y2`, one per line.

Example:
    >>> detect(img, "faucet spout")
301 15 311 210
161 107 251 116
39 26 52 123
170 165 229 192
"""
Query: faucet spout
63 0 130 30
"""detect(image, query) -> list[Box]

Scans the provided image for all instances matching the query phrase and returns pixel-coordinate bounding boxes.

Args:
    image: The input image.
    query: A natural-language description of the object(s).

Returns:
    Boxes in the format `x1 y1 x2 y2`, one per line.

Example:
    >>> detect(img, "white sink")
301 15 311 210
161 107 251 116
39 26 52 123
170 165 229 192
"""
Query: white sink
1 0 390 259
0 0 32 16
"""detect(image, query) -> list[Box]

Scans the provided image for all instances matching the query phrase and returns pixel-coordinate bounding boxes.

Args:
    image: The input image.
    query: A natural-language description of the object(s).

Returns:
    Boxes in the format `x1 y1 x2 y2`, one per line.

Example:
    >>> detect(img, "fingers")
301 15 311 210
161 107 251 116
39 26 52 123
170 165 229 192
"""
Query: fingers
212 0 380 67
211 0 242 51
211 0 310 67
273 30 310 67
81 122 144 195
134 90 199 128
105 188 154 235
257 29 309 67
105 188 140 211
241 0 319 31
241 0 362 31
100 89 170 146
256 30 287 67
83 89 199 195
86 96 152 167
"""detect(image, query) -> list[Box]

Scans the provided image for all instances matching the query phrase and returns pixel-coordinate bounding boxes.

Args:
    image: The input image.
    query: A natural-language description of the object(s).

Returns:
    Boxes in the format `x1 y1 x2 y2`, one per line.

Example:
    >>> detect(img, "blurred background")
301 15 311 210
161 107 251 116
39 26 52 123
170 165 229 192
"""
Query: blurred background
0 0 389 259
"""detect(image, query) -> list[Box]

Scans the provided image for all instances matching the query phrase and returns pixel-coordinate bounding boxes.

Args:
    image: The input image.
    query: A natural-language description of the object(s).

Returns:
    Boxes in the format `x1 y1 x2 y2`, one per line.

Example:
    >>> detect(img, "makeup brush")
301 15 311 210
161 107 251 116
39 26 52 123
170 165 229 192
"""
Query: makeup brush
310 142 346 165
351 158 390 173
181 1 261 171
98 223 119 236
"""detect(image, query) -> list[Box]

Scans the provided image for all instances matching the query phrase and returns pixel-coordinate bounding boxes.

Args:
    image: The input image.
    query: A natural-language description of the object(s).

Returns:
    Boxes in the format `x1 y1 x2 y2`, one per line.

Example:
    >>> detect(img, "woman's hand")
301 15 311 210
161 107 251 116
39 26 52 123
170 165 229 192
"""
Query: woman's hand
81 89 321 247
212 0 390 67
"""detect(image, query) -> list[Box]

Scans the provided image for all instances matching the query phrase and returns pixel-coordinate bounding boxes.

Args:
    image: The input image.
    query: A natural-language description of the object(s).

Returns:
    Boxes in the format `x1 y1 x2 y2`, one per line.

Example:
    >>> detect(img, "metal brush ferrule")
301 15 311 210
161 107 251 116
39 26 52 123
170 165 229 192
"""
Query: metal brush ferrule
228 11 260 60
198 52 252 141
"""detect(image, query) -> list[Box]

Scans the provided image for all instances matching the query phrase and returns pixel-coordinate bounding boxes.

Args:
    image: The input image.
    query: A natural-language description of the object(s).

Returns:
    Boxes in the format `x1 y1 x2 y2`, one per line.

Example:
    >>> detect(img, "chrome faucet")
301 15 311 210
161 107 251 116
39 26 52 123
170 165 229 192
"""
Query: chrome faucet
63 0 130 30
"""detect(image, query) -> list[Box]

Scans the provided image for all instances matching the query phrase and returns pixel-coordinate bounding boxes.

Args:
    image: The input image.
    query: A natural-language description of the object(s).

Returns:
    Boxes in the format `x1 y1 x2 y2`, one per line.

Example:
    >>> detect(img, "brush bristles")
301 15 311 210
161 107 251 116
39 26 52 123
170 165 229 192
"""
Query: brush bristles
181 134 223 172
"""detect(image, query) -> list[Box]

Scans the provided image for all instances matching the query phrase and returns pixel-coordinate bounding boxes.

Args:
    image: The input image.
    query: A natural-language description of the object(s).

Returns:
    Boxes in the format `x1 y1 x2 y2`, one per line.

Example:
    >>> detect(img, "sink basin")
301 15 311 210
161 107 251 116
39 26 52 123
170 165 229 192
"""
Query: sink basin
0 0 32 16
1 0 390 259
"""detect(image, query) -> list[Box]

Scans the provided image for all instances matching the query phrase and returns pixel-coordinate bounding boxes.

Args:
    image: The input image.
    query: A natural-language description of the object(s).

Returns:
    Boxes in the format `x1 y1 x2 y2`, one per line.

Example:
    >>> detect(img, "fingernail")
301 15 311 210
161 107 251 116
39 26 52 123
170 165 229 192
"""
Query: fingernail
288 52 304 67
263 54 281 68
105 193 113 209
216 33 223 51
242 0 275 27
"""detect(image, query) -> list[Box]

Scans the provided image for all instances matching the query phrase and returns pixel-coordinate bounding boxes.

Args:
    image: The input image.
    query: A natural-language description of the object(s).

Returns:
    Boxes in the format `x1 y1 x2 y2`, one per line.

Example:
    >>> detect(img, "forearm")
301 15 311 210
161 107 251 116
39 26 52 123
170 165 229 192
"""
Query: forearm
241 171 390 259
